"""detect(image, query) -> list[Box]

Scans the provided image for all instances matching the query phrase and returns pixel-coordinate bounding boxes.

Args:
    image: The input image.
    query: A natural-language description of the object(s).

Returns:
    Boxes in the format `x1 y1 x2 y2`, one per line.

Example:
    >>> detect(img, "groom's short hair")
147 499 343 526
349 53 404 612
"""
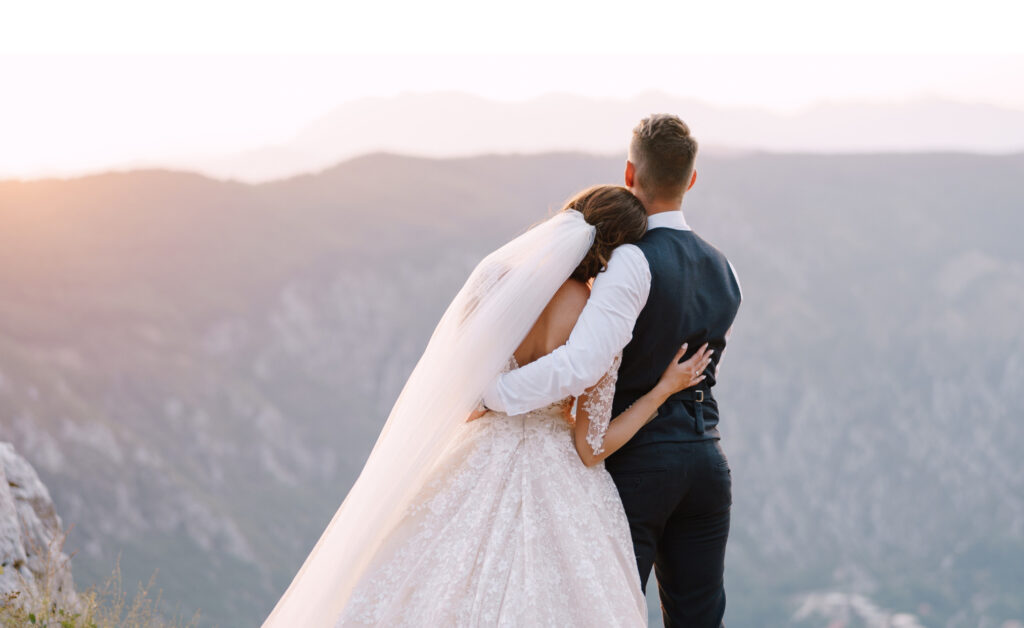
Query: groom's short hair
630 114 698 200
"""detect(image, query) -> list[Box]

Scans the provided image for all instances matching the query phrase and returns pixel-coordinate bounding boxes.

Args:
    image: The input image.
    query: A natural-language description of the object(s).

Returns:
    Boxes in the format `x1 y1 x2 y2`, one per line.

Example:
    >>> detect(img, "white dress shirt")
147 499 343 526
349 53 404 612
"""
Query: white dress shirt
482 209 740 416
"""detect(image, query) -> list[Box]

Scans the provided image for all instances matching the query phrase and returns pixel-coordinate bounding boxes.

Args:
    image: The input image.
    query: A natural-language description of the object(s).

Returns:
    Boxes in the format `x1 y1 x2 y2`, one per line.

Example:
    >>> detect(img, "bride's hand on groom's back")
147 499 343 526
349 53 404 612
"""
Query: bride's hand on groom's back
655 342 713 395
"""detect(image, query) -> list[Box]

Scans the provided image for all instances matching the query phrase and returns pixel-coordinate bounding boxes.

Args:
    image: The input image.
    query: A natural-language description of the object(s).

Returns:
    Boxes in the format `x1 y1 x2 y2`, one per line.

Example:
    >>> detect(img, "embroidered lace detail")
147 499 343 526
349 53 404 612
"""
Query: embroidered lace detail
507 354 575 425
336 351 646 627
581 353 622 457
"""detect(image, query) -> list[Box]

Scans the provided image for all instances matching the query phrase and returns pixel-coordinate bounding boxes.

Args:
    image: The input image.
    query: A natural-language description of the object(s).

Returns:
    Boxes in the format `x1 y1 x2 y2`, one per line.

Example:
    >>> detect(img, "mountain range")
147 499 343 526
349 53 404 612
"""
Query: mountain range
113 92 1024 182
1 151 1022 626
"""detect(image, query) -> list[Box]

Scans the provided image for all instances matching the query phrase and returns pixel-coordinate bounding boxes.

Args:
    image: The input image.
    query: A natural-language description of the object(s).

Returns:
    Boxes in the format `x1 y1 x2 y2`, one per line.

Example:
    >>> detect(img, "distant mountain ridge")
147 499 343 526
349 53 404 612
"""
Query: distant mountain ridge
101 92 1024 183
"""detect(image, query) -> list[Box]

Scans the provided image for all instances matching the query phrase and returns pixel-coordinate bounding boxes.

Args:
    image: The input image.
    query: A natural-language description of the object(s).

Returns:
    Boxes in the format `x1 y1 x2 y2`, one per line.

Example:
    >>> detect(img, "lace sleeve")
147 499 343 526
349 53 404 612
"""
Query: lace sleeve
579 353 622 457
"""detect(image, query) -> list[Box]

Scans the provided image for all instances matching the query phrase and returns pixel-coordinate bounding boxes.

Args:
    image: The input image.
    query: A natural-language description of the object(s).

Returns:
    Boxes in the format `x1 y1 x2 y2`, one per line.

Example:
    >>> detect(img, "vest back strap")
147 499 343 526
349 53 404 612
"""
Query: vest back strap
666 388 708 435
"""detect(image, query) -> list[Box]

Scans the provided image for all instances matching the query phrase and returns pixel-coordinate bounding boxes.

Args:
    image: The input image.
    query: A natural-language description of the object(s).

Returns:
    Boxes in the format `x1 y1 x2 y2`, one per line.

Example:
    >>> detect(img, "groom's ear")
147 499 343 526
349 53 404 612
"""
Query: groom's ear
624 160 636 188
687 169 697 192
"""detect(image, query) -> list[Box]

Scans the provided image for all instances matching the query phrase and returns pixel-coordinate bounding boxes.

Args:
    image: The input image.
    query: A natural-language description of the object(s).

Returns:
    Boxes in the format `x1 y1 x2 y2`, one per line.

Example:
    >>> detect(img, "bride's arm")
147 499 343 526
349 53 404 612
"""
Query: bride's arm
573 343 712 467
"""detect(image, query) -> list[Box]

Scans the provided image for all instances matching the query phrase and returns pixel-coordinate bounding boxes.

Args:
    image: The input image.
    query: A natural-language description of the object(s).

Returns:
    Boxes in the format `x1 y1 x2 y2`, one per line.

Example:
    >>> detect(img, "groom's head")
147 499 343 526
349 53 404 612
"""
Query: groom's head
625 114 698 213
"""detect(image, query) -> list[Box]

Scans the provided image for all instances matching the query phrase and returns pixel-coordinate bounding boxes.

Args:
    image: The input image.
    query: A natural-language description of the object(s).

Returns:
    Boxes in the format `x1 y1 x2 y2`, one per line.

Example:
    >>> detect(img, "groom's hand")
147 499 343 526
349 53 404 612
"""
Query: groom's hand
466 402 489 422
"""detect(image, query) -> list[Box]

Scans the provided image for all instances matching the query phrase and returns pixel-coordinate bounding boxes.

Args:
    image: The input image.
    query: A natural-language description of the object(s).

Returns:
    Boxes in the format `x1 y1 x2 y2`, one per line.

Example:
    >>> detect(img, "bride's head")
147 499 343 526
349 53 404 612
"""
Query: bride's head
562 185 647 282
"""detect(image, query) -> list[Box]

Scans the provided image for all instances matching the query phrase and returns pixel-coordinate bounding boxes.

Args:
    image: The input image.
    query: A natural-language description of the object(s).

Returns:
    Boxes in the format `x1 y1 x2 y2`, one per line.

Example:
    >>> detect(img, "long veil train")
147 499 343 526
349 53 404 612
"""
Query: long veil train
262 209 596 627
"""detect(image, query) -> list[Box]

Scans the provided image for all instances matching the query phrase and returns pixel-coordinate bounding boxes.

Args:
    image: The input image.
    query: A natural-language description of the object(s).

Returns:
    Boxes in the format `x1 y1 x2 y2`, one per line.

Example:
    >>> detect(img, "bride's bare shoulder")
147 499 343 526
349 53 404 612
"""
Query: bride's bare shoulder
518 279 591 362
545 279 590 337
553 278 590 308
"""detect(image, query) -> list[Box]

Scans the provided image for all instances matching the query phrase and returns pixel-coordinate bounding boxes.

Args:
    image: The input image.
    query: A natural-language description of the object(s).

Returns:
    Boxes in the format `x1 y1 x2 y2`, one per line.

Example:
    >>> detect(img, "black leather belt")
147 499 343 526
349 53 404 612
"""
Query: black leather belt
668 389 707 435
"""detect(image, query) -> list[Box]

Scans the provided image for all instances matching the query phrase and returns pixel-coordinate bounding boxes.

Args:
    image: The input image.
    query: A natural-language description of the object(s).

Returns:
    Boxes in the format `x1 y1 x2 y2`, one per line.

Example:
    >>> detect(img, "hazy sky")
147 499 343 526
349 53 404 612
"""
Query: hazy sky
2 0 1023 179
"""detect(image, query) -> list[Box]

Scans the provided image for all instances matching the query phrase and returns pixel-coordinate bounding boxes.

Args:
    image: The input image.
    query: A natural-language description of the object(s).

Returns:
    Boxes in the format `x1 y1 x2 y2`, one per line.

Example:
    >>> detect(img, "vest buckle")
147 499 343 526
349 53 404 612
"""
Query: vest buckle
694 389 704 403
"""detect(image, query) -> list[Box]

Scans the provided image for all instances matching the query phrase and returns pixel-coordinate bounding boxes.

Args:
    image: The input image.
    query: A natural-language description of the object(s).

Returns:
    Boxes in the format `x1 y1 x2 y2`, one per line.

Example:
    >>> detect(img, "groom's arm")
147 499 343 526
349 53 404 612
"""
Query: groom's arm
481 245 651 416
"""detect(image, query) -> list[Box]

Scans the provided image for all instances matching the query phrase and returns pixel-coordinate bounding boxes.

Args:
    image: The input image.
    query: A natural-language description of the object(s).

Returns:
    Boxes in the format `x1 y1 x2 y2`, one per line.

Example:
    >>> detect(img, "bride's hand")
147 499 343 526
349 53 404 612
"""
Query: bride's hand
656 342 713 395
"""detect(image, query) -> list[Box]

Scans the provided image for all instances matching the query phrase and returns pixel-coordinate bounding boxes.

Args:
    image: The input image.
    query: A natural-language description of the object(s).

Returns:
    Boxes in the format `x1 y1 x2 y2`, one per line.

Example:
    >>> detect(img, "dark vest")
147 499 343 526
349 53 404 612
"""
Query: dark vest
609 228 742 456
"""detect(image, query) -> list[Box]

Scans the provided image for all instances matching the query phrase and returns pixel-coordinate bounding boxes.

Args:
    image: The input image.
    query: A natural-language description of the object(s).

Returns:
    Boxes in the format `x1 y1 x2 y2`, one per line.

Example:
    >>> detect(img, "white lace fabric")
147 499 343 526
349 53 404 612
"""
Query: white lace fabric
580 353 622 457
335 355 646 627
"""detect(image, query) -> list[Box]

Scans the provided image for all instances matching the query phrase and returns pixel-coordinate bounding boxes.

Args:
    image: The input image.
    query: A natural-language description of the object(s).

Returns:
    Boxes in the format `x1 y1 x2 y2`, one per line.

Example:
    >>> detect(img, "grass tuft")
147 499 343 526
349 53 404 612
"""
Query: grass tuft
1 524 200 627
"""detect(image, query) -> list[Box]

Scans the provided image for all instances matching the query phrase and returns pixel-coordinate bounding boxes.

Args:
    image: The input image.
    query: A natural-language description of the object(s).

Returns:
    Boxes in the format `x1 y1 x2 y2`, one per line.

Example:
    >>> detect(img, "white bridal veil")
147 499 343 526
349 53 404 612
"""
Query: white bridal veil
263 209 597 627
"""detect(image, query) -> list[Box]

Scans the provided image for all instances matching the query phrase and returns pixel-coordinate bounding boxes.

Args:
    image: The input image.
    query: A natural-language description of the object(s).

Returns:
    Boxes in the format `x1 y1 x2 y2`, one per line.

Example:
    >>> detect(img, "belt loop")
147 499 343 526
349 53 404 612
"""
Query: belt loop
694 390 705 435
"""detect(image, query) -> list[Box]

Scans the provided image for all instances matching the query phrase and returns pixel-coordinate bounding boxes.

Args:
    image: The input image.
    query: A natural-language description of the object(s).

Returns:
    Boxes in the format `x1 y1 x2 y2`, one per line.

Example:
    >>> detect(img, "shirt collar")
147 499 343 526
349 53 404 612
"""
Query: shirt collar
646 209 691 232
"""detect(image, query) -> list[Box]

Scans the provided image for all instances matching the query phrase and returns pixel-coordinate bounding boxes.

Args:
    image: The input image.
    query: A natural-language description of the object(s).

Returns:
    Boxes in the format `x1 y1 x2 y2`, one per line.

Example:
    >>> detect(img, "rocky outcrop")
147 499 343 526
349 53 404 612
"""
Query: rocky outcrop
0 442 78 611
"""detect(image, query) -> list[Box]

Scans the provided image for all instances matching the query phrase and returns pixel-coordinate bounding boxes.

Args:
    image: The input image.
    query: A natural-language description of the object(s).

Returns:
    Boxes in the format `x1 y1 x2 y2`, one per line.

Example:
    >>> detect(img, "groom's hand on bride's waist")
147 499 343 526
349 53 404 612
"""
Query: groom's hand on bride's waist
466 402 490 422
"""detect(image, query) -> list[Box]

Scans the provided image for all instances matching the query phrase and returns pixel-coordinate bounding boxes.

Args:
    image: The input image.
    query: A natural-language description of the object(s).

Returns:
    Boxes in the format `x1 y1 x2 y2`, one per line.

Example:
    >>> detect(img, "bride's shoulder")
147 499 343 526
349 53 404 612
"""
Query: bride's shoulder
554 278 590 304
545 279 590 320
541 279 590 345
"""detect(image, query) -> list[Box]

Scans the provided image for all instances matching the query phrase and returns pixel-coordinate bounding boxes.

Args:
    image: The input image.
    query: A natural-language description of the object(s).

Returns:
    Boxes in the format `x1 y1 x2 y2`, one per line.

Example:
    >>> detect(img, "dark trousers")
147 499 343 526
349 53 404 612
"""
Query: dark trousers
605 440 732 628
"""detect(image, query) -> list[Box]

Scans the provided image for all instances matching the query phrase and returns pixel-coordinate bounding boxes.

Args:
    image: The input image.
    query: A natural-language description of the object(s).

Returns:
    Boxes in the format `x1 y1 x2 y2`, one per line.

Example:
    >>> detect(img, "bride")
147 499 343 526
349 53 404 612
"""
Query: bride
262 185 714 627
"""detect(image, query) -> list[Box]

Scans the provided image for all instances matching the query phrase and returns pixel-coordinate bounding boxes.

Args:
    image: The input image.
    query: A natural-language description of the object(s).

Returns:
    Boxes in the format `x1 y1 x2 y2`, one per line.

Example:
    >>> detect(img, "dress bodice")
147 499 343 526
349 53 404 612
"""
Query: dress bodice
498 352 622 456
501 355 575 424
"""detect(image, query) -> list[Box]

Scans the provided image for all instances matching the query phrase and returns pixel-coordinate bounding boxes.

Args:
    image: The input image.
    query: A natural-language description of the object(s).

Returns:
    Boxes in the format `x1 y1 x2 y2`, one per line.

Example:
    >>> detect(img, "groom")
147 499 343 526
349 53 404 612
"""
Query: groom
482 114 741 627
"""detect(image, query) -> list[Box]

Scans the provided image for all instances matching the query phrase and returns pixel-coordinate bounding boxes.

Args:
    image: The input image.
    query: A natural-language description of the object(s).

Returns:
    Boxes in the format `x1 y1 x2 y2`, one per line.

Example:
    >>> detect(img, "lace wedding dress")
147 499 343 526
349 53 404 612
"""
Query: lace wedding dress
335 354 646 627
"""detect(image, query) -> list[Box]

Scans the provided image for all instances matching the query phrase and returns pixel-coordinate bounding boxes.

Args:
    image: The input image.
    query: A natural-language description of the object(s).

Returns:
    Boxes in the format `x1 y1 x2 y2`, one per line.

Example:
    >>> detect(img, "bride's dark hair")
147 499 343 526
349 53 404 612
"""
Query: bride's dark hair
562 185 647 282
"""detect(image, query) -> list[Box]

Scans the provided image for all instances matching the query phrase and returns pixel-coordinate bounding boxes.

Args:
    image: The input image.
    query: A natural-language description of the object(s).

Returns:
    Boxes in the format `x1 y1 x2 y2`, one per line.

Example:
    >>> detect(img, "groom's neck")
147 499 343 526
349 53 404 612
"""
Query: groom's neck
643 197 684 217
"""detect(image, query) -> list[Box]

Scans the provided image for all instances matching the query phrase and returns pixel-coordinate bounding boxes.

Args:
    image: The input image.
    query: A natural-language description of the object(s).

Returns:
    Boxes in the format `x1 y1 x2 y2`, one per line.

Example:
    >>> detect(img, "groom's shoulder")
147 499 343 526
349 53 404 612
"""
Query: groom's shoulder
687 232 740 292
638 227 724 254
639 228 734 269
679 228 732 261
694 231 732 260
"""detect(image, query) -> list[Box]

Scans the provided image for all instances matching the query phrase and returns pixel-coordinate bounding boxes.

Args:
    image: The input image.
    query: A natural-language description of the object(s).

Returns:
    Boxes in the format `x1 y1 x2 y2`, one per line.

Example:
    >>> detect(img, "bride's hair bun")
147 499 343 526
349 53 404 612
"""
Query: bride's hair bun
562 185 647 282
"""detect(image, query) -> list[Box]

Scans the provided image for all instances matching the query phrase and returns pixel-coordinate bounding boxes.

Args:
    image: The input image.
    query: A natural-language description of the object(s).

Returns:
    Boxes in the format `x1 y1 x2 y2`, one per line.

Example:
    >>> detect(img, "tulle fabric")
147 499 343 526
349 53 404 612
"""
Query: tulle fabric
263 210 597 627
